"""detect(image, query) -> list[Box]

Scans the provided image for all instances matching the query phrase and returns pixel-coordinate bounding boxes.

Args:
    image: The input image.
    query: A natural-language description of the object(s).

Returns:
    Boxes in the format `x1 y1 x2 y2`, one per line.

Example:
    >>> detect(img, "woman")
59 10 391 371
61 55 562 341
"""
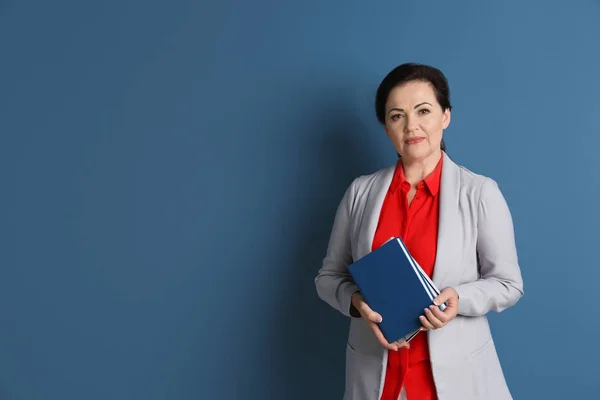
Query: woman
314 63 524 400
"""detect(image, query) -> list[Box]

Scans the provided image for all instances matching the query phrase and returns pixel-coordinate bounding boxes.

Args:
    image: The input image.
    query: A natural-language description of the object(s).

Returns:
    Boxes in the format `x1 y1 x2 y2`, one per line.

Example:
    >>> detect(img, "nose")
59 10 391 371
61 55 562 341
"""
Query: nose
404 115 418 133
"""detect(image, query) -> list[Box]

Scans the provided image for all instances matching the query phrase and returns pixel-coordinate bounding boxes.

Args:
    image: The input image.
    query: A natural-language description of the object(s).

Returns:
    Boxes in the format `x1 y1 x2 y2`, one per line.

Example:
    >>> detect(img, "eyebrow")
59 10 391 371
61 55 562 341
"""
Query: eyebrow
388 102 433 114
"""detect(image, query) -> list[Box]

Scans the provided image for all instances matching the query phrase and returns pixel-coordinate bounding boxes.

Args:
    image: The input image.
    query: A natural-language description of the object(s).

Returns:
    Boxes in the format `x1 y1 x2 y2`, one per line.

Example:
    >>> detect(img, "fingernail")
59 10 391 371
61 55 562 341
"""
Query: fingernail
433 300 439 306
377 316 382 323
429 305 435 309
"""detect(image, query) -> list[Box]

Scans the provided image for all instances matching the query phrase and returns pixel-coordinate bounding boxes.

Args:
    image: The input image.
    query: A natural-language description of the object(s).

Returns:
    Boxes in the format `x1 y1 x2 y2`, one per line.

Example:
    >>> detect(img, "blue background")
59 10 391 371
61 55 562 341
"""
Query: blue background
2 1 599 399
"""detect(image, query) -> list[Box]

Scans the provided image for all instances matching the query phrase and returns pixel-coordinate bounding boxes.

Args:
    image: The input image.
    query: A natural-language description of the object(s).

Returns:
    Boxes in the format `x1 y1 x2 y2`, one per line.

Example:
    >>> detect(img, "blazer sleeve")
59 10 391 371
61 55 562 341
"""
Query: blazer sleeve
454 178 524 316
314 179 361 318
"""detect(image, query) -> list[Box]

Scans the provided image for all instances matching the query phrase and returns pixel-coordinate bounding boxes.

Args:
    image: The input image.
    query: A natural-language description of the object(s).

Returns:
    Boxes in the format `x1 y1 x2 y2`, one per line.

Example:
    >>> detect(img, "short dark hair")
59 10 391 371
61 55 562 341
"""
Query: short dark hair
375 63 452 152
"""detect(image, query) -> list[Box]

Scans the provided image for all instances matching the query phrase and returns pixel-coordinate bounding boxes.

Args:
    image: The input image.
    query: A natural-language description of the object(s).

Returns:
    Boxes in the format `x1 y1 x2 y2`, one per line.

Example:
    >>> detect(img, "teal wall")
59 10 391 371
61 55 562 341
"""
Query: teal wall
2 1 599 398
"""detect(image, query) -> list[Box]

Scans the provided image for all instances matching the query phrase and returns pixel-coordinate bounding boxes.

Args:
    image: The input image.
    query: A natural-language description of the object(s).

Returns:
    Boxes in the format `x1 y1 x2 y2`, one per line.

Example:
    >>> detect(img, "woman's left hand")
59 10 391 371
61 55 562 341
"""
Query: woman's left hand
419 287 459 330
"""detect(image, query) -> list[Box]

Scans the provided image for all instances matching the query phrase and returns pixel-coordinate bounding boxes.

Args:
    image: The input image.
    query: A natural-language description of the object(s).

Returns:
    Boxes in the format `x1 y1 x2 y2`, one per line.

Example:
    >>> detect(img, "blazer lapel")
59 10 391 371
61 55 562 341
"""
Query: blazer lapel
356 153 461 289
356 163 396 259
432 152 462 289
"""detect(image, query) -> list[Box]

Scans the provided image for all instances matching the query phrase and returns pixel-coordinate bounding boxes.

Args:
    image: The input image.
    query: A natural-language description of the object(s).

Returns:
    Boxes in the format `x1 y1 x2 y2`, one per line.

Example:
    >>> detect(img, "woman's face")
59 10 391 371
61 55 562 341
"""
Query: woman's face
384 80 450 162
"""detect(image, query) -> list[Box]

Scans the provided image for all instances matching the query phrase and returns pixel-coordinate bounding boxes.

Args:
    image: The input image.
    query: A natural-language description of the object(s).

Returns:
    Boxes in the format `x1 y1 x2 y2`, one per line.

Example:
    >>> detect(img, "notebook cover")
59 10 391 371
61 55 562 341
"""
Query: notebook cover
348 238 434 343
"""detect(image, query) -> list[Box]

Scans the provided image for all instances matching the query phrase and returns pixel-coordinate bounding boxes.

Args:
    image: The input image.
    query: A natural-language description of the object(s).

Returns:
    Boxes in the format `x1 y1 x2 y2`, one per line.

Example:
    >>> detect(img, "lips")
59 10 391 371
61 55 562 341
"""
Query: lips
405 137 425 144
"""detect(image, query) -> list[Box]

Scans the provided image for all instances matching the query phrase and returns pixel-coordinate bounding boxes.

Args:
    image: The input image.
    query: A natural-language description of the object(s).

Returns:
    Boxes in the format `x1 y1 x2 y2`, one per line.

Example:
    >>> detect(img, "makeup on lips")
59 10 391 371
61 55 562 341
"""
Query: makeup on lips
405 137 425 145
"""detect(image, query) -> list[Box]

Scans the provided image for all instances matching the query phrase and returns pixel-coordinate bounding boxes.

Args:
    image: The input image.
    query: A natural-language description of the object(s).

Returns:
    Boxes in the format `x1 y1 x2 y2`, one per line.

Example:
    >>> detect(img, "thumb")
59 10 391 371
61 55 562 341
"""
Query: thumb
356 295 383 323
367 311 383 323
433 288 455 306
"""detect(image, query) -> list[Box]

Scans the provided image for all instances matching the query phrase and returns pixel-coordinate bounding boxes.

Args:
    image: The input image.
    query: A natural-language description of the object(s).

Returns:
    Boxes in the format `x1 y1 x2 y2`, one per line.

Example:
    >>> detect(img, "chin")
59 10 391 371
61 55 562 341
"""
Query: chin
401 145 434 160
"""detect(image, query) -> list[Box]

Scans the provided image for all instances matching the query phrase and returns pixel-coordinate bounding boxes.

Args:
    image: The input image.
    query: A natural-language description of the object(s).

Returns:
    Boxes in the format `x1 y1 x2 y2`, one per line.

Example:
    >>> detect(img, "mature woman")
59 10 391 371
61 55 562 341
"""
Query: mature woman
315 63 524 400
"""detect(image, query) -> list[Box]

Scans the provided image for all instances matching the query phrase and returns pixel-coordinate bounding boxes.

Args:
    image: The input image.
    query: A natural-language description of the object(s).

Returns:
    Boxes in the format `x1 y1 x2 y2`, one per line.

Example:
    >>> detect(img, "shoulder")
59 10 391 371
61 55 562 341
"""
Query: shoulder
348 163 396 194
339 163 396 211
354 166 393 185
446 156 507 206
452 159 491 186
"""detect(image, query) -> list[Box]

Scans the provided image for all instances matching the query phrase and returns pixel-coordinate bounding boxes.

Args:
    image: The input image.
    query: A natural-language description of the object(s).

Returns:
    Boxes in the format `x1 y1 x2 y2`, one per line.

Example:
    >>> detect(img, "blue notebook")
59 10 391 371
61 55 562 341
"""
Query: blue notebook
348 237 446 343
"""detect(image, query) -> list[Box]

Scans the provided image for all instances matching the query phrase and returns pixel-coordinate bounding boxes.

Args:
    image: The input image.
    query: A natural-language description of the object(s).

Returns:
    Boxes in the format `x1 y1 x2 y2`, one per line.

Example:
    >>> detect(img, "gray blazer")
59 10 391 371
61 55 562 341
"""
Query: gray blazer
315 152 524 400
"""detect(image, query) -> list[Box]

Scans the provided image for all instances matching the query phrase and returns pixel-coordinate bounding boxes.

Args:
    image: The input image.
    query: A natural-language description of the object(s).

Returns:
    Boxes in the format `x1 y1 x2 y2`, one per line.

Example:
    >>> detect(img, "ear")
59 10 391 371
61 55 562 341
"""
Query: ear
442 109 451 129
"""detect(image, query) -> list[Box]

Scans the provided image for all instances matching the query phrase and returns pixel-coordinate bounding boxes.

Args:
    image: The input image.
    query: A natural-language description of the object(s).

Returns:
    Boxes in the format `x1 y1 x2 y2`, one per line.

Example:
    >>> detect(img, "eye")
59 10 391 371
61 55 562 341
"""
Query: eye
390 114 404 121
418 109 430 115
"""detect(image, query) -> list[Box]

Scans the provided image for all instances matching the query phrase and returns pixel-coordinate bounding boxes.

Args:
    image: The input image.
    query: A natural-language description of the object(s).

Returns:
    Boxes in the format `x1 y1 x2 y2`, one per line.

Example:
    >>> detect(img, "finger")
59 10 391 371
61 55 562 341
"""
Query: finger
432 293 450 307
423 307 444 329
419 315 435 330
396 340 410 349
367 311 383 323
433 287 458 307
445 297 459 313
367 320 399 351
427 304 448 322
358 302 397 350
359 307 382 324
357 302 383 324
442 295 459 310
369 322 399 351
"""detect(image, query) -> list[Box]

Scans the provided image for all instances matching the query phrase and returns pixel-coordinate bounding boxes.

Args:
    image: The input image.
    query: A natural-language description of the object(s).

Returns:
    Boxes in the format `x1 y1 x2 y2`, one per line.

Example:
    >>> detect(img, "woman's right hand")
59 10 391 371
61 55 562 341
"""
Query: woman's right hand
351 292 410 351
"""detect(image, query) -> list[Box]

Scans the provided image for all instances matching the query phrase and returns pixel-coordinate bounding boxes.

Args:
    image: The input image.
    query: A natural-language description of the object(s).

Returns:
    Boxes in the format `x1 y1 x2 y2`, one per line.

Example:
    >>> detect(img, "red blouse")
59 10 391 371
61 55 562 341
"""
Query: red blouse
372 155 443 400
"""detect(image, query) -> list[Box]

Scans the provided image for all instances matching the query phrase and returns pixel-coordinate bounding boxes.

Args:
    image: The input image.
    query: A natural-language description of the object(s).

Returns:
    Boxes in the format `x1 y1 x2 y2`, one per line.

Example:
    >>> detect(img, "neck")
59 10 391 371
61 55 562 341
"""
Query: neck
401 150 442 186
